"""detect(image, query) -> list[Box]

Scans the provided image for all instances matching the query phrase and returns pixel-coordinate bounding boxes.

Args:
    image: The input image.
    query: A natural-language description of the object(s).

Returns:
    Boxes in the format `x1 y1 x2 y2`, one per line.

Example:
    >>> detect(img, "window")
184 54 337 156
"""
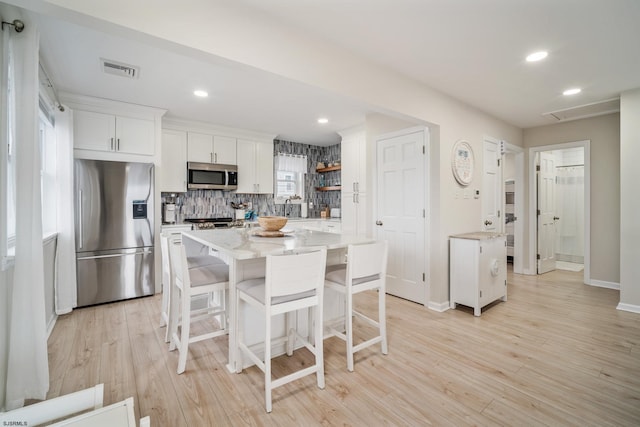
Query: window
276 170 303 199
2 36 17 259
274 153 307 202
39 106 57 236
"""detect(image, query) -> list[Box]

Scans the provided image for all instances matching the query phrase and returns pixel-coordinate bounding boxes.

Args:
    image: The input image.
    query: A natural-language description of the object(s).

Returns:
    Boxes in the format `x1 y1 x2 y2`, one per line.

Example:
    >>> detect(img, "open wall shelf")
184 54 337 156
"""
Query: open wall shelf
316 165 341 173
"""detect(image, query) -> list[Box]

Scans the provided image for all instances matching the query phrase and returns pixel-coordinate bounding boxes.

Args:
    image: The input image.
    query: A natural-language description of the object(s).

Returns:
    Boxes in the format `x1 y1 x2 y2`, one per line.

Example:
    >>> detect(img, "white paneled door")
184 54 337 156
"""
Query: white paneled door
537 151 557 274
482 138 502 232
376 129 427 304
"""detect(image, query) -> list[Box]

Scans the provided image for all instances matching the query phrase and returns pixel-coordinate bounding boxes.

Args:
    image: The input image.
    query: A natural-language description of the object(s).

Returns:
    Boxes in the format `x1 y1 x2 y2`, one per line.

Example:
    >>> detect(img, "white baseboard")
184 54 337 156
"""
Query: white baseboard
616 302 640 314
588 279 620 290
46 314 58 340
427 301 450 312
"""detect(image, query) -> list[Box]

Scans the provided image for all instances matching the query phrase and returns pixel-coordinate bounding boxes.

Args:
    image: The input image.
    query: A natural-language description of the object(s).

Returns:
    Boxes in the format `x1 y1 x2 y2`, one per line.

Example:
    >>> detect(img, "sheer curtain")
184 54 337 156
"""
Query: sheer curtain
3 19 50 409
53 108 77 314
276 153 307 173
555 166 585 261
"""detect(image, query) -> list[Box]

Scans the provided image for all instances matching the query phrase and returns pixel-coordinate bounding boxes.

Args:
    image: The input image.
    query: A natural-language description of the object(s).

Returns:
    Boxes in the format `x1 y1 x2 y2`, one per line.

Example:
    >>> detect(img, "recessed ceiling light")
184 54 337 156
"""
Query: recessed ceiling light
526 51 548 62
317 117 329 124
193 89 208 98
563 88 582 96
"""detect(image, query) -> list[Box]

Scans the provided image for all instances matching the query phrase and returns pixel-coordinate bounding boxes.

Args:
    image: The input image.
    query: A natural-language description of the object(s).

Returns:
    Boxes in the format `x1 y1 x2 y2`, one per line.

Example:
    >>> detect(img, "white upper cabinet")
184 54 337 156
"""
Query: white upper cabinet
255 140 274 193
340 126 367 236
160 129 187 192
236 138 273 194
341 128 367 193
187 132 236 164
74 110 155 156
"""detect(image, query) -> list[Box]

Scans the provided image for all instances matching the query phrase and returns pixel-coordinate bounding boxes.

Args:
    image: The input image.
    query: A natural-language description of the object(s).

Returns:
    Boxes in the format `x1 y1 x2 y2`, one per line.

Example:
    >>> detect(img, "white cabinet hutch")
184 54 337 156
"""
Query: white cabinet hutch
450 232 507 316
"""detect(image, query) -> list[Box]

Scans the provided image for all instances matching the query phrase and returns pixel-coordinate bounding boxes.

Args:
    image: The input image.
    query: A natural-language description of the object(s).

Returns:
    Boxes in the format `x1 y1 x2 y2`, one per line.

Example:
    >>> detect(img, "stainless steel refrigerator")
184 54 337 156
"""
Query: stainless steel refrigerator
74 159 155 307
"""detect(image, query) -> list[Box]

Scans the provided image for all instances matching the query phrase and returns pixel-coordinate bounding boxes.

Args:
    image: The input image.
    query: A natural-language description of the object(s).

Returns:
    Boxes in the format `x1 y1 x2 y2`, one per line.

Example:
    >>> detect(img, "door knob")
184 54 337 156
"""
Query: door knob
376 220 383 226
484 220 493 226
553 216 560 220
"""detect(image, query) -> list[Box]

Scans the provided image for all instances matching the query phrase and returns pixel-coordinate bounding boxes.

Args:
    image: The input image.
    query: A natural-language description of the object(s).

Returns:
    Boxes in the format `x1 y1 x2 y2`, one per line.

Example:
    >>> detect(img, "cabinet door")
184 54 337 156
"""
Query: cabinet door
235 139 256 193
255 140 274 193
74 110 115 151
116 116 155 155
341 191 366 236
187 132 213 163
480 237 507 303
341 191 357 235
213 135 237 164
160 130 187 192
341 137 359 192
340 131 366 193
355 192 367 235
322 221 341 234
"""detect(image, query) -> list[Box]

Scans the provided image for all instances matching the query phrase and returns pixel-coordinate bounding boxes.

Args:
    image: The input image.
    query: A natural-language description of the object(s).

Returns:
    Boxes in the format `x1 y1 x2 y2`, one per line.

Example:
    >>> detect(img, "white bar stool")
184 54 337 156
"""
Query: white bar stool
324 240 389 372
236 248 327 413
167 240 229 374
160 234 226 343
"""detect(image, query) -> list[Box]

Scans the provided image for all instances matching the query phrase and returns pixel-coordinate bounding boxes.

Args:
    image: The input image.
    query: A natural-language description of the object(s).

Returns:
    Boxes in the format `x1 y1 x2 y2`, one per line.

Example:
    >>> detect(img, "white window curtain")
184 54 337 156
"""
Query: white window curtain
1 17 50 410
53 107 77 314
276 153 307 174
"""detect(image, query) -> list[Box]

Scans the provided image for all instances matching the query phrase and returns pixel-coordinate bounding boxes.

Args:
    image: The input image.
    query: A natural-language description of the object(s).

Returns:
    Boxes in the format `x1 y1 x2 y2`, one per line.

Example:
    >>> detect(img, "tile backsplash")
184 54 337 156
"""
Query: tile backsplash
162 138 341 220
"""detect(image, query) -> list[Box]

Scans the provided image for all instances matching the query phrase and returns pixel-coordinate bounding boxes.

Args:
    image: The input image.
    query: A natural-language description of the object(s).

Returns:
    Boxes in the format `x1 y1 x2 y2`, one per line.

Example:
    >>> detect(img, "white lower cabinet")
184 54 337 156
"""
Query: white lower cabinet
449 232 507 316
289 220 341 234
321 221 341 234
341 191 366 235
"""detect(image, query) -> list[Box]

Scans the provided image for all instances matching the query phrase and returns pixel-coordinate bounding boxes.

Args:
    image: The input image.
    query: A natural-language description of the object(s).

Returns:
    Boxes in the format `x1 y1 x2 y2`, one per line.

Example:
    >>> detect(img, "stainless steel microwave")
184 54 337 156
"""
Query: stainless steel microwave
187 162 238 190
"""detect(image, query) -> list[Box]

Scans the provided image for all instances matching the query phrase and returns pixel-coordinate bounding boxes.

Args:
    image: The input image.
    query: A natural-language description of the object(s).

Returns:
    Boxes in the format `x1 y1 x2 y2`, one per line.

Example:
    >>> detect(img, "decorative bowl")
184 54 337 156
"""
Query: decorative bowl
258 216 288 231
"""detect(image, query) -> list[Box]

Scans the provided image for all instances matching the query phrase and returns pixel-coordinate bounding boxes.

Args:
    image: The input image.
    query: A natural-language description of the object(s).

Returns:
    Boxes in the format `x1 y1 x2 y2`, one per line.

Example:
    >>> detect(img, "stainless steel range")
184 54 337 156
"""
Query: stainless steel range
183 217 245 229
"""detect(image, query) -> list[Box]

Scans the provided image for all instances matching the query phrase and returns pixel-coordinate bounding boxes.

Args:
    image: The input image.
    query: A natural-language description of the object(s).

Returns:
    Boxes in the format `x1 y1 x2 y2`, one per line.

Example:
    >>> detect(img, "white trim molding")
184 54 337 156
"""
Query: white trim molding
616 302 640 314
428 301 450 312
528 140 591 283
588 279 620 290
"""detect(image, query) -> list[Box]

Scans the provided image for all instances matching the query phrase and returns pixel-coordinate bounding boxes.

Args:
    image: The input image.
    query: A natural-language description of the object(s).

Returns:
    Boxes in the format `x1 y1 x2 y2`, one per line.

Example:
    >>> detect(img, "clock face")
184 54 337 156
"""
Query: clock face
452 140 474 186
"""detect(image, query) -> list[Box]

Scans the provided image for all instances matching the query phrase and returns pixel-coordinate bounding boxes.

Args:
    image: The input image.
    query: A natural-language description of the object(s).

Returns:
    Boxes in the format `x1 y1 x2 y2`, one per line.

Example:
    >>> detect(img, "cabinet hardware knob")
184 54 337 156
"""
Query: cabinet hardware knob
484 220 493 226
376 220 383 226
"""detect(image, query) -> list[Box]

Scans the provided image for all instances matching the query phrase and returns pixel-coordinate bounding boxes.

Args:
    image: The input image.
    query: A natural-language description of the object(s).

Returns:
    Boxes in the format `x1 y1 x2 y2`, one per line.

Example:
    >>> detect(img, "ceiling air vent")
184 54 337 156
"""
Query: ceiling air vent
542 98 619 122
101 58 140 79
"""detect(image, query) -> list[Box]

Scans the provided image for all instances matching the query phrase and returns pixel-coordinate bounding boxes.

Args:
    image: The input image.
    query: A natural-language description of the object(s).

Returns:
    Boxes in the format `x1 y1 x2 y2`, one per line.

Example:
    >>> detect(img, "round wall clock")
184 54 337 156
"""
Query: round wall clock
452 140 474 186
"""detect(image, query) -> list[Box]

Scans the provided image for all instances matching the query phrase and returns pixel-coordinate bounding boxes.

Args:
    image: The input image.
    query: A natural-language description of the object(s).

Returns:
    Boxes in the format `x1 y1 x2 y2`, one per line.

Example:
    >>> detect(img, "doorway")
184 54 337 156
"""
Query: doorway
482 138 524 274
529 141 590 282
501 142 524 274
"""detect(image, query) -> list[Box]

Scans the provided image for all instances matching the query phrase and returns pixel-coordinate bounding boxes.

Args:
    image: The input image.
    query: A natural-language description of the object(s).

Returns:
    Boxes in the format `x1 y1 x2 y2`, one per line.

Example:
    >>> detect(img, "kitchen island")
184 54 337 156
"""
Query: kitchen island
182 227 375 373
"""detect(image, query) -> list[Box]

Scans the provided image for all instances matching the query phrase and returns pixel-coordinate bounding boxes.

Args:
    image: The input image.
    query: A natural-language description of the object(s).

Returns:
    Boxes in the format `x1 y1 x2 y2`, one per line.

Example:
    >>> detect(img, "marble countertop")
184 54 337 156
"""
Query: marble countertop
450 231 506 240
183 227 373 260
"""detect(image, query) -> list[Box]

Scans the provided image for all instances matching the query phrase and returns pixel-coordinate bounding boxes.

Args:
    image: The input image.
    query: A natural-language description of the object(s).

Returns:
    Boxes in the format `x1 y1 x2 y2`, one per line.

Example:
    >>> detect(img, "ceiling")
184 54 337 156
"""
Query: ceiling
27 0 640 145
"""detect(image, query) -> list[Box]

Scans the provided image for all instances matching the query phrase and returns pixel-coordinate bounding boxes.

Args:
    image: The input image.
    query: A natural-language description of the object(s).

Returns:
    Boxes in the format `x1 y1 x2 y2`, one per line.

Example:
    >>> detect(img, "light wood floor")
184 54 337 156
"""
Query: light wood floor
46 268 640 426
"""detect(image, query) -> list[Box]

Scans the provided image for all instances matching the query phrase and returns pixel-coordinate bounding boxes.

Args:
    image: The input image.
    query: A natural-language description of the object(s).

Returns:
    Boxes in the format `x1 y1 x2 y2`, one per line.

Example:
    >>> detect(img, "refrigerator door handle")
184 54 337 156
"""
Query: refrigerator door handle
77 250 151 261
78 189 83 249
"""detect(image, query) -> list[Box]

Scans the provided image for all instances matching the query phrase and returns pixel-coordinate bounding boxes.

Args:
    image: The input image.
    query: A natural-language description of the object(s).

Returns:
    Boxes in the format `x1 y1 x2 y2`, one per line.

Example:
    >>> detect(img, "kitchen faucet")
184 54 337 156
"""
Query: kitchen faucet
284 198 291 217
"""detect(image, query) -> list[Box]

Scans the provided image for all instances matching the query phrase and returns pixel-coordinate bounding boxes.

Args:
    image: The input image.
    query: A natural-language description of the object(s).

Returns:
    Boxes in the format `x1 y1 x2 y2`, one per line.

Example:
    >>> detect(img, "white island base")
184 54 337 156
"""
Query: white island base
182 227 375 372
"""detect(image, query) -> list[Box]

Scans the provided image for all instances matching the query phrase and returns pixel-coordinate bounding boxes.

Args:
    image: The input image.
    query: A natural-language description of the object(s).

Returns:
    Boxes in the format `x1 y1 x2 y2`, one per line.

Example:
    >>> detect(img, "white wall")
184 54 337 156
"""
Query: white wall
523 114 620 284
620 89 640 311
